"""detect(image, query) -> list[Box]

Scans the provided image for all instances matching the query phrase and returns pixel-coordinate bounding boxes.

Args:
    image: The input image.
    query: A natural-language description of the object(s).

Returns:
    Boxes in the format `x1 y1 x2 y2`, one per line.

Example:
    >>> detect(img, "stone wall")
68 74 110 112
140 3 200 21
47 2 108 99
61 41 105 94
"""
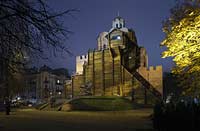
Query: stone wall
72 47 135 97
76 55 88 75
137 66 163 95
72 74 84 97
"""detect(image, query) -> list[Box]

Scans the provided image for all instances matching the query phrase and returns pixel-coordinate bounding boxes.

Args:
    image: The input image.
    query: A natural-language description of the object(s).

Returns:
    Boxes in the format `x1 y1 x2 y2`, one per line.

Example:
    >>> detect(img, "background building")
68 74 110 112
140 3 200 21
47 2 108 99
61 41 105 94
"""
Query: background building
24 65 70 100
73 16 163 104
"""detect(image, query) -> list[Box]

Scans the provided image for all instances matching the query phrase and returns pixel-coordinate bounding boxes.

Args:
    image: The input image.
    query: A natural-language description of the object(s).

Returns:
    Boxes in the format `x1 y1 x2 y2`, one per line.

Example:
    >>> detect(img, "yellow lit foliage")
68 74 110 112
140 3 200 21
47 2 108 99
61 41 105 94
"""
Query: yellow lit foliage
161 9 200 73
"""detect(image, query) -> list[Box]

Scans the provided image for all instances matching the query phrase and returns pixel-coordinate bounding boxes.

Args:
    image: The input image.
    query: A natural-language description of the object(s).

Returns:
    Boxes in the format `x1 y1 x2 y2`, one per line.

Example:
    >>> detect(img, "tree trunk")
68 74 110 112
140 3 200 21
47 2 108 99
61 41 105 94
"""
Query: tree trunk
3 61 10 115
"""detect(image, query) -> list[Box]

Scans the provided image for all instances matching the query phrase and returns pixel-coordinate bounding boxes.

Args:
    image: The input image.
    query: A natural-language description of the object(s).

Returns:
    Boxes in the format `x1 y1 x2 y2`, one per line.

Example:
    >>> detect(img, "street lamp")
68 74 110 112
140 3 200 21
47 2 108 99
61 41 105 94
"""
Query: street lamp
58 91 62 98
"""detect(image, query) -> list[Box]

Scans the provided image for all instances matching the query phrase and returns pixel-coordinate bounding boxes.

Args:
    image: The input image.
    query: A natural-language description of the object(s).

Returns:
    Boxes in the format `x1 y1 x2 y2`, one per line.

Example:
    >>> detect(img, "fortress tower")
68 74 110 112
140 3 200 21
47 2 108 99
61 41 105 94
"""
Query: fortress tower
73 17 163 104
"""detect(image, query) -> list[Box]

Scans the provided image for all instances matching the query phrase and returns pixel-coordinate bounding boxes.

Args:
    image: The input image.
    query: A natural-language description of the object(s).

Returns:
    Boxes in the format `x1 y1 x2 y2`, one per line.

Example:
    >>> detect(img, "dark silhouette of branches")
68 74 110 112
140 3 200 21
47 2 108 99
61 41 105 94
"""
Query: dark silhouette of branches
0 0 77 114
0 0 77 72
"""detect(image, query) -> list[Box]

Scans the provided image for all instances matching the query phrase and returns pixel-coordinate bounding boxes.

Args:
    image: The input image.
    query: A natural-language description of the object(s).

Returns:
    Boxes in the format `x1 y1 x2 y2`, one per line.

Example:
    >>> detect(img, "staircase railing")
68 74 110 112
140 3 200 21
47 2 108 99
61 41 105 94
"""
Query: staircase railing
132 71 162 100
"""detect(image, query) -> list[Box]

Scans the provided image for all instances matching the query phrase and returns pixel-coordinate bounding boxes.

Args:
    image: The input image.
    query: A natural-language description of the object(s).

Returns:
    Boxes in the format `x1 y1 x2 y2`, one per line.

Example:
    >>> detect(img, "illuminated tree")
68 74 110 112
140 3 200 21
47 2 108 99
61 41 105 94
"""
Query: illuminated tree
161 0 200 96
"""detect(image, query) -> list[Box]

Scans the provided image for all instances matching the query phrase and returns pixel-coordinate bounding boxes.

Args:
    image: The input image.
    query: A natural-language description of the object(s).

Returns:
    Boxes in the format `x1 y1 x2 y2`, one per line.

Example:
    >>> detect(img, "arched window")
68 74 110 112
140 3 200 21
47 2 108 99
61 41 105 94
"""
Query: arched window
120 23 122 28
116 24 118 28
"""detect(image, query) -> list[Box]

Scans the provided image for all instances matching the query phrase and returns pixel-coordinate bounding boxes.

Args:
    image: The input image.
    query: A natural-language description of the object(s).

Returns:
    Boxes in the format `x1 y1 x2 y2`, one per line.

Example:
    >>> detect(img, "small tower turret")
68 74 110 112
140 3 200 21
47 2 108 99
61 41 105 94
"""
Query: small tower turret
112 16 125 29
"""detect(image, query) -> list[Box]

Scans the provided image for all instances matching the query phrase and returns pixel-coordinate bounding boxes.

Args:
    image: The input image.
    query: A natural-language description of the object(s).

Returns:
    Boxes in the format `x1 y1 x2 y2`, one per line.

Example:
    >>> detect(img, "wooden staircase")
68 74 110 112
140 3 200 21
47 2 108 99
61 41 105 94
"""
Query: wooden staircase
132 71 162 101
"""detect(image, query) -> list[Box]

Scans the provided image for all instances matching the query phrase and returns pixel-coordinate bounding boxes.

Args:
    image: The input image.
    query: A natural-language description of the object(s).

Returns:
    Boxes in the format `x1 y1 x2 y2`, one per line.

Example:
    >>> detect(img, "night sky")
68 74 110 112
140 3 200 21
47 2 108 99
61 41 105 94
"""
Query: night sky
41 0 176 74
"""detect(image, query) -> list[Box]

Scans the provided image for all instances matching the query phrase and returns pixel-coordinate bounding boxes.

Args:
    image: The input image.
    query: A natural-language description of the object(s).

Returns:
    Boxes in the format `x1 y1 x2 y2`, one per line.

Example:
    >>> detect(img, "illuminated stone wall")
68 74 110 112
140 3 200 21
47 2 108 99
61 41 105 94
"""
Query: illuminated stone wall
79 47 137 96
138 66 163 95
72 74 84 97
76 55 88 75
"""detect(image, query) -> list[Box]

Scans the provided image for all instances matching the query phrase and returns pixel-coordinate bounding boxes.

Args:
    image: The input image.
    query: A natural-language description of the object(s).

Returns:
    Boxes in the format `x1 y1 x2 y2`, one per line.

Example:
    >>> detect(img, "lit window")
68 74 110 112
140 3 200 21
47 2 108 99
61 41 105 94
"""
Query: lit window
111 35 121 40
117 36 121 40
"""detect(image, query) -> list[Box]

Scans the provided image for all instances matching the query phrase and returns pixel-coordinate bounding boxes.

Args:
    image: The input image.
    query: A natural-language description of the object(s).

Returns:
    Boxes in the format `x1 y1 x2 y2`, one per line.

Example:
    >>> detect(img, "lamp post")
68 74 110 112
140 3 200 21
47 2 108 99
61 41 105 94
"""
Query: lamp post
56 79 62 98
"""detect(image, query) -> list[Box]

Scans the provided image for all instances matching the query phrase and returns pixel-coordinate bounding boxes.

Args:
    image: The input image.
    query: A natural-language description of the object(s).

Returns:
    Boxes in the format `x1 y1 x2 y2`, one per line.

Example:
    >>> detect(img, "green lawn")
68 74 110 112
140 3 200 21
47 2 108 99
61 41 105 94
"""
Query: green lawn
68 96 135 111
0 109 154 131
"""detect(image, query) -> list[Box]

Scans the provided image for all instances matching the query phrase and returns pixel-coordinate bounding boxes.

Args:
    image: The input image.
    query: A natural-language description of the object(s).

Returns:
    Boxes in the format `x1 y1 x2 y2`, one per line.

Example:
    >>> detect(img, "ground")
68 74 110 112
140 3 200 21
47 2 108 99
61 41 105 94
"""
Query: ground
0 108 154 131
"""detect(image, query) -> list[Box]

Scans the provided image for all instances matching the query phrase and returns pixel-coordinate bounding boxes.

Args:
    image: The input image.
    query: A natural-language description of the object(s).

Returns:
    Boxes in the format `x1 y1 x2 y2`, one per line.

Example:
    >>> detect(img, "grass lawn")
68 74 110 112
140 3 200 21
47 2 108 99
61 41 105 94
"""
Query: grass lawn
0 108 154 131
68 96 135 111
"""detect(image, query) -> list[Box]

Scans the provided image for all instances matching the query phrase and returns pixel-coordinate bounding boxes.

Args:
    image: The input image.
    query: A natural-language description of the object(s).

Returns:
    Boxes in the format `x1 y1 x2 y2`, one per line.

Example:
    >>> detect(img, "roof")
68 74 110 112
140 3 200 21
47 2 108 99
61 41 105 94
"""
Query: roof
113 16 123 21
39 65 52 72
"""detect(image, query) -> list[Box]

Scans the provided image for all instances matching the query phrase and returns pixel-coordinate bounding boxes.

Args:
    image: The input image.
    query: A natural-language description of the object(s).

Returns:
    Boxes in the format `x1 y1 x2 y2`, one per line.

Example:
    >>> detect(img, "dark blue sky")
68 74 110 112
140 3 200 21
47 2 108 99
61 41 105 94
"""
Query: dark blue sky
41 0 176 73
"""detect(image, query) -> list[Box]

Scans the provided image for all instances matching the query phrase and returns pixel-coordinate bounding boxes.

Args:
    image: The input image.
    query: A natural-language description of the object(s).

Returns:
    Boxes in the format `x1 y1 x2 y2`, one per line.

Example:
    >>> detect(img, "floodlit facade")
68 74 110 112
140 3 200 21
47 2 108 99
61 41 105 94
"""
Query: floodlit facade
73 17 163 103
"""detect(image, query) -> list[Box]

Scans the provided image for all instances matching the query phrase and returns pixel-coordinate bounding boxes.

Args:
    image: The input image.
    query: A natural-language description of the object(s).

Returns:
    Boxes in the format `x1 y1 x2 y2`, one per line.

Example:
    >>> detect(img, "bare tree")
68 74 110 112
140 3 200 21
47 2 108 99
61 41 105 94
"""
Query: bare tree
0 0 77 115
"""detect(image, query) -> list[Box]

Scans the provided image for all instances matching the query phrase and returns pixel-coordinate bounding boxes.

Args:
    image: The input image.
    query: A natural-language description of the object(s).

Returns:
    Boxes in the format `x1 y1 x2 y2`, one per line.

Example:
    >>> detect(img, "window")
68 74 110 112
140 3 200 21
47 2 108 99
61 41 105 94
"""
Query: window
120 23 122 28
116 24 118 28
117 36 121 40
111 35 121 40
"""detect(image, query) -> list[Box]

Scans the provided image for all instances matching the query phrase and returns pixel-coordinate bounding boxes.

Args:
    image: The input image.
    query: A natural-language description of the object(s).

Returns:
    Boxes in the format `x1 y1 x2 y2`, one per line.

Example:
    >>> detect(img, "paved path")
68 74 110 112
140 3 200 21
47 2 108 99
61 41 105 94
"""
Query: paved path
0 108 154 131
